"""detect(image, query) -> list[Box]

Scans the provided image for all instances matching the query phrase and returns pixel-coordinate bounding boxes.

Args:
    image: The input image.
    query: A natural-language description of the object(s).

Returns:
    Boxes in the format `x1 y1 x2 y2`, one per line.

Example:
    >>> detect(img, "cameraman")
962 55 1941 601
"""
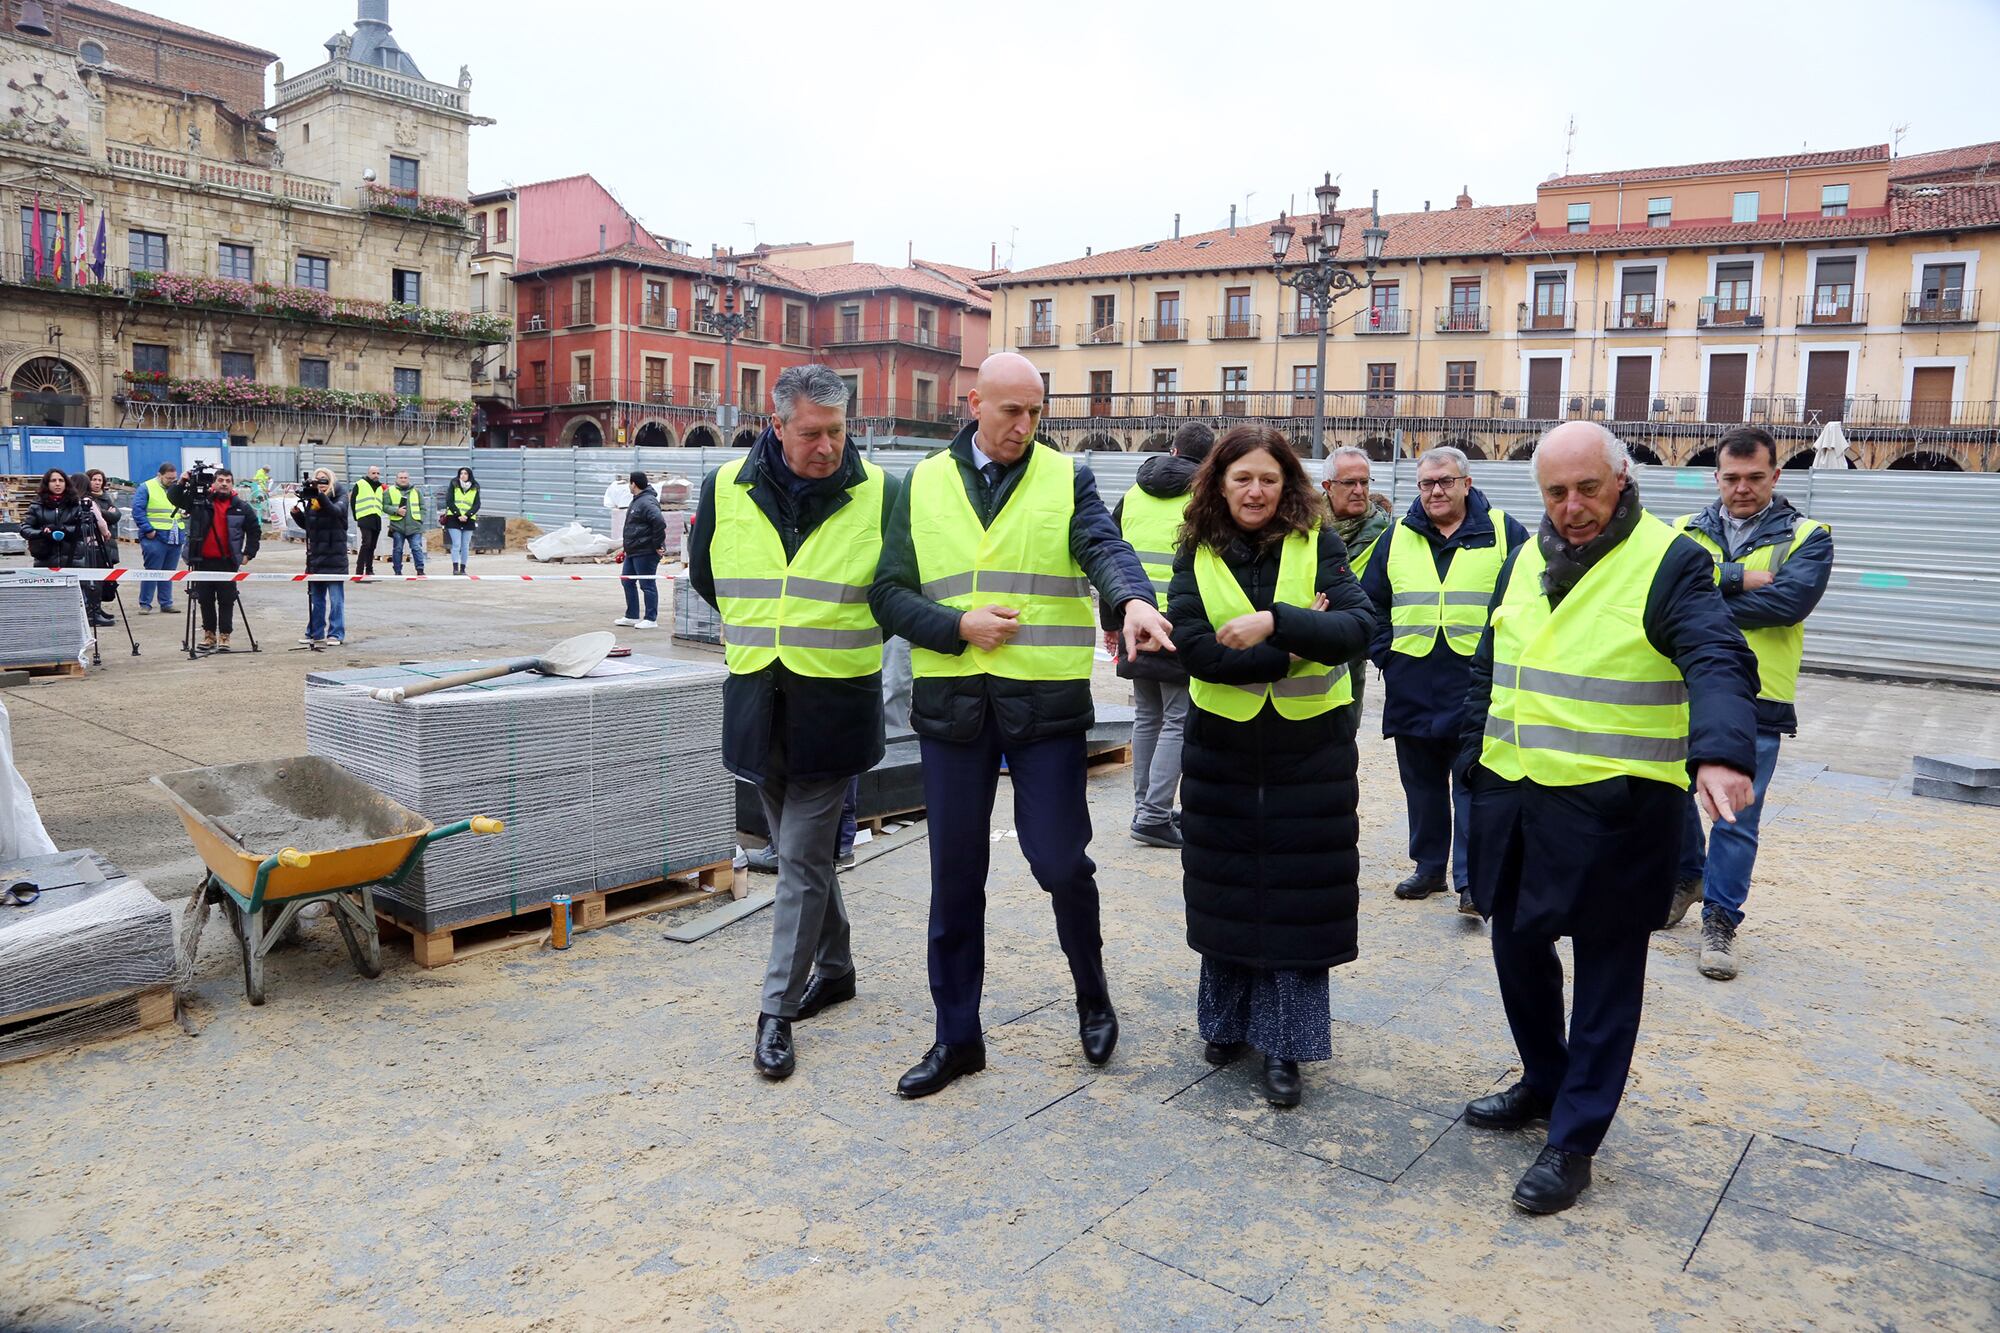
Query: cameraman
169 464 260 653
291 468 349 648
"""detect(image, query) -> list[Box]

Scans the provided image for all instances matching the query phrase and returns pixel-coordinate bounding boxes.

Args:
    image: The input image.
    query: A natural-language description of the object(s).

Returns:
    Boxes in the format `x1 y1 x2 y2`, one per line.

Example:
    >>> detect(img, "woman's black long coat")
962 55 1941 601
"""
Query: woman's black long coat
1170 525 1375 971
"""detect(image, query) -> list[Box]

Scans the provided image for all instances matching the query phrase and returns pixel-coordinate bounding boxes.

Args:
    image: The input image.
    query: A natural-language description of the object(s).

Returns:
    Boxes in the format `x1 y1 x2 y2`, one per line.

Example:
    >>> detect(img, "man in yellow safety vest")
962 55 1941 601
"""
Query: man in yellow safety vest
1457 421 1757 1214
1322 445 1391 711
130 461 185 613
1664 426 1833 980
351 465 385 576
871 351 1175 1098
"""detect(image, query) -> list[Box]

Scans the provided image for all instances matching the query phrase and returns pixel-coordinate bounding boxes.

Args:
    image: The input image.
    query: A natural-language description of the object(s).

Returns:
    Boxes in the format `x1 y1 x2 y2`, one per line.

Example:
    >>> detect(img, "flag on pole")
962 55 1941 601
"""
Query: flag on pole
92 207 107 282
30 194 44 279
74 209 88 286
51 214 67 285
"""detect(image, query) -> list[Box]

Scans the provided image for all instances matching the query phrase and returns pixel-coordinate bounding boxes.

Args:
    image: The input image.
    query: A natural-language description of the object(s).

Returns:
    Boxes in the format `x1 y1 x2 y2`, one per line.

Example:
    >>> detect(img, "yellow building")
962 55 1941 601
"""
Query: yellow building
1 1 501 450
986 142 2000 470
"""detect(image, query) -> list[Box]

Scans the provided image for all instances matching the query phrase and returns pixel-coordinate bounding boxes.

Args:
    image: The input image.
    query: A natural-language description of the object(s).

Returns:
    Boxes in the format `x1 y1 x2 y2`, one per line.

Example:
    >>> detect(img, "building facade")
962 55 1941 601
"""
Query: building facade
986 142 2000 470
0 0 501 459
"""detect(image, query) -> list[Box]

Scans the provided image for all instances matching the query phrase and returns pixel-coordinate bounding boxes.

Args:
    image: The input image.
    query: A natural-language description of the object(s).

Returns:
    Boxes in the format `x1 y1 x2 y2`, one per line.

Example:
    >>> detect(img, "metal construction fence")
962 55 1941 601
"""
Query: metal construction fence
279 444 1999 688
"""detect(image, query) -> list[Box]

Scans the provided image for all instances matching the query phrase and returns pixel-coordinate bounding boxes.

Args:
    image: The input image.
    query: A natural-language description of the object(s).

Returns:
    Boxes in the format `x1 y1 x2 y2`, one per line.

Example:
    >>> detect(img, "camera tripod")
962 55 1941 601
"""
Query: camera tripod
83 575 139 666
181 577 261 660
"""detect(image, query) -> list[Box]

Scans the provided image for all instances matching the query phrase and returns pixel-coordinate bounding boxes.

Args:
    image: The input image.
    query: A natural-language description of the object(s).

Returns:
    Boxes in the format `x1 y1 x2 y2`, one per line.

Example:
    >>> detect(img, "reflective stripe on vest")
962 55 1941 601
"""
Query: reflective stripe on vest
1188 527 1350 721
142 478 184 538
1119 488 1187 601
450 485 478 518
1674 513 1827 705
351 478 384 520
908 442 1095 681
1480 511 1690 789
386 486 423 521
711 458 886 678
1384 508 1509 657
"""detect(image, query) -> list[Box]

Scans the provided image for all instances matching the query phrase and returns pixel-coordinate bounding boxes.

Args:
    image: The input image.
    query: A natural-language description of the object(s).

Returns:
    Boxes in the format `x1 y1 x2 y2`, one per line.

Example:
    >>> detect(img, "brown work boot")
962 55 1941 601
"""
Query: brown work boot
216 632 232 653
198 630 217 653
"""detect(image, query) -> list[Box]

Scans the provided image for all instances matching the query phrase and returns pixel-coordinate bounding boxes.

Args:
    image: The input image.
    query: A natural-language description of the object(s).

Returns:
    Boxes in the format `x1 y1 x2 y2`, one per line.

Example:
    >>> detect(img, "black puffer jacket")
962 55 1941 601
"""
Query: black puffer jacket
1103 452 1197 684
169 477 261 568
621 486 666 556
22 497 86 567
1171 525 1375 970
293 486 350 575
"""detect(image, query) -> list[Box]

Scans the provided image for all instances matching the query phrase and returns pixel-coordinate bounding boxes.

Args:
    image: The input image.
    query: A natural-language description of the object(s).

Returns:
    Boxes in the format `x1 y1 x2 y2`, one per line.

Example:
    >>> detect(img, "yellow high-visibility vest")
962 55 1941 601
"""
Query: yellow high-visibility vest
141 477 184 538
1119 488 1187 602
1189 526 1349 720
351 477 384 520
1349 527 1386 578
1384 509 1510 657
1481 512 1690 789
385 486 423 522
909 442 1095 681
710 458 886 678
1674 513 1828 706
449 484 479 519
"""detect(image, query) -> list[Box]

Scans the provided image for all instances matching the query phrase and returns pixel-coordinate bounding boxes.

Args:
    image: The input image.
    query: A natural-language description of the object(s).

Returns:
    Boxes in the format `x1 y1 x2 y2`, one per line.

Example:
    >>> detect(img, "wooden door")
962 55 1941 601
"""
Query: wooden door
1910 366 1954 428
1706 353 1747 424
1526 357 1561 418
1804 350 1849 422
1614 355 1652 421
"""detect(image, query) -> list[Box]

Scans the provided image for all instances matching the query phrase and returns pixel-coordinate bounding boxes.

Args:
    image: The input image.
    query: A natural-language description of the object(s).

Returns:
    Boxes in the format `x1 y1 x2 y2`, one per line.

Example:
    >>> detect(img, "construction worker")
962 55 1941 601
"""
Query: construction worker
690 365 897 1081
1359 444 1527 914
351 465 385 576
130 462 184 614
1665 426 1832 980
871 351 1172 1099
1458 422 1756 1214
1104 420 1214 849
384 471 426 575
1323 445 1391 712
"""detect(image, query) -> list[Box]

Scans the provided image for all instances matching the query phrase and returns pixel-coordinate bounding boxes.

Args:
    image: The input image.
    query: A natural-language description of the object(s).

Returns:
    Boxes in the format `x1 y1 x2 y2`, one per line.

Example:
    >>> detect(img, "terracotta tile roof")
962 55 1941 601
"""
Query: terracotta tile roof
1892 182 2000 232
68 0 278 58
911 258 996 287
1506 213 1892 256
747 261 991 310
1890 142 2000 183
1541 143 1889 190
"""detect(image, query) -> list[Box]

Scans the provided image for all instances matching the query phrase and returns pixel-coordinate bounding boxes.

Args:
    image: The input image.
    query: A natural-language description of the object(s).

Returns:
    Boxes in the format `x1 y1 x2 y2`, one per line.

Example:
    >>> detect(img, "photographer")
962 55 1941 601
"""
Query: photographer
291 468 349 648
169 463 260 654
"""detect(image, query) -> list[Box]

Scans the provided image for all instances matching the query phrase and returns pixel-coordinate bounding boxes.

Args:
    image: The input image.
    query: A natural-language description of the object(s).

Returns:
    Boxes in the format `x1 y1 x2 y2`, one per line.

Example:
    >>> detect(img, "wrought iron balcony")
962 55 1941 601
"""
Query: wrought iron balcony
1208 314 1262 340
1016 324 1059 348
825 322 962 352
1697 296 1764 328
1140 318 1187 341
1519 302 1577 332
1076 321 1124 346
1435 305 1490 333
1903 289 1979 324
1795 293 1867 326
1354 306 1409 335
1604 298 1669 331
1278 312 1326 337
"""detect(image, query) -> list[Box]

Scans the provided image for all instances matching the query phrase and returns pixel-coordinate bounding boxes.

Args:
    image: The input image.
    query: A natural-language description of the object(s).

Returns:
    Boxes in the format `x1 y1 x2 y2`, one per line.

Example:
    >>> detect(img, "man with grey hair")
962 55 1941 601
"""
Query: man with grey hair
1322 446 1392 712
1360 443 1527 914
690 362 899 1080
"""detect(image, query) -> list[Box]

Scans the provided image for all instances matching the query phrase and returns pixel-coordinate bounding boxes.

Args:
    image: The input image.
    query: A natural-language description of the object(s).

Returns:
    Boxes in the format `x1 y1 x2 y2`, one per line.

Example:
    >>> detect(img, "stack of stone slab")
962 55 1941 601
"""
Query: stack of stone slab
673 575 721 645
304 654 734 930
0 571 88 668
1911 754 2000 808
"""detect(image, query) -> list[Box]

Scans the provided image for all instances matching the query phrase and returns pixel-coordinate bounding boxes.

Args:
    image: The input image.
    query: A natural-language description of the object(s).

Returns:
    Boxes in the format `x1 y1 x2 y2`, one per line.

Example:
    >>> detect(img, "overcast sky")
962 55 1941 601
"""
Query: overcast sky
151 0 2000 270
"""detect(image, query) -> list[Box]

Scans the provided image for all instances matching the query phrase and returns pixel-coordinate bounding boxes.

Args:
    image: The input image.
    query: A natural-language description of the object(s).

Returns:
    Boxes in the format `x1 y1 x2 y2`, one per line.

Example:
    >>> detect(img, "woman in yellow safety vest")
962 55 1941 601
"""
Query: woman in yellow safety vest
1170 424 1375 1110
439 466 481 574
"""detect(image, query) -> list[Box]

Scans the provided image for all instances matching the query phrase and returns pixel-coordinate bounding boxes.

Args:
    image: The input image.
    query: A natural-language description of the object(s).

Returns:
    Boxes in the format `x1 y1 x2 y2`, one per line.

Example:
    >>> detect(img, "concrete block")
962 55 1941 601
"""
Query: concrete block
1912 753 2000 787
1912 775 2000 807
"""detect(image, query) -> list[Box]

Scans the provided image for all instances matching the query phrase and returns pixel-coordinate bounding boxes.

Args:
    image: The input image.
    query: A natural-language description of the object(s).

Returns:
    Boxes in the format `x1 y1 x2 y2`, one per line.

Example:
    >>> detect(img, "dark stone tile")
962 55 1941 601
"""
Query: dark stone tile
983 1234 1259 1330
1166 1060 1455 1183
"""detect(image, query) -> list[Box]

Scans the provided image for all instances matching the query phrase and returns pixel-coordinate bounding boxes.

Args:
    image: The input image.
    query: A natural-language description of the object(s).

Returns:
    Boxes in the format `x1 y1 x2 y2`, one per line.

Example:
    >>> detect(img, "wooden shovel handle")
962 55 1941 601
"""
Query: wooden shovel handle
370 658 537 703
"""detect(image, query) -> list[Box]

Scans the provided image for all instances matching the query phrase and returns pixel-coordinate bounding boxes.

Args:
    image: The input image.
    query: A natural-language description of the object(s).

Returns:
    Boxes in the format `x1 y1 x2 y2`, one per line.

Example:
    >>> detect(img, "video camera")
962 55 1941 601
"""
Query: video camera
184 459 217 493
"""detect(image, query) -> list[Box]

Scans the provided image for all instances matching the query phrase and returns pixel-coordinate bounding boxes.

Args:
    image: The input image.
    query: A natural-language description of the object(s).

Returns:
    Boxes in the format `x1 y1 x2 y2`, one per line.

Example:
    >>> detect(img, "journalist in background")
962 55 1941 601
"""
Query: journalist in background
292 467 349 648
170 464 261 653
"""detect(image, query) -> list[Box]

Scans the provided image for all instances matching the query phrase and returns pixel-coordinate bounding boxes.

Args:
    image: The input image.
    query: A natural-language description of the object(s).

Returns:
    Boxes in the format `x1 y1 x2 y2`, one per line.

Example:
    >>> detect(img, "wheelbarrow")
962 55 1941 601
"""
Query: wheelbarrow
152 757 502 1004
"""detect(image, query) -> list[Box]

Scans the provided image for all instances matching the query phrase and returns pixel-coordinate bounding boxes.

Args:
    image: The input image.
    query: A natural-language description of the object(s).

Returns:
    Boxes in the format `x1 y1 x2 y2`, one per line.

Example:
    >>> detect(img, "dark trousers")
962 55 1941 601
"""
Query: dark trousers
919 712 1109 1044
192 579 237 634
1394 734 1471 889
622 551 660 621
1490 921 1652 1155
355 518 381 576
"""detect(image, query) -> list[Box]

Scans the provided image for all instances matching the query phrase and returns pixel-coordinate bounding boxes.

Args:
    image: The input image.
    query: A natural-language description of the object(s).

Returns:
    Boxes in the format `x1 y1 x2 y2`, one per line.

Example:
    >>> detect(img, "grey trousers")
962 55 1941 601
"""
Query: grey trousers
758 773 855 1019
1131 677 1190 827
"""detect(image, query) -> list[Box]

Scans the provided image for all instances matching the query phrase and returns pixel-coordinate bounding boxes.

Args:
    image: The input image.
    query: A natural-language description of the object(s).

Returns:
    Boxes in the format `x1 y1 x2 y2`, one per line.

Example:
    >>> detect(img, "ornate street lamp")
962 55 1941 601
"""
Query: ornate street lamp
695 250 760 429
1272 174 1387 458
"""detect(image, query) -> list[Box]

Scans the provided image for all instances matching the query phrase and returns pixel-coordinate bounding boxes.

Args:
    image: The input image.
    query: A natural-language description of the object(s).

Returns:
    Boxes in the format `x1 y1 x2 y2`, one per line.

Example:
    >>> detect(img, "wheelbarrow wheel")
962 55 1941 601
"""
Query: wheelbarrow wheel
334 893 383 979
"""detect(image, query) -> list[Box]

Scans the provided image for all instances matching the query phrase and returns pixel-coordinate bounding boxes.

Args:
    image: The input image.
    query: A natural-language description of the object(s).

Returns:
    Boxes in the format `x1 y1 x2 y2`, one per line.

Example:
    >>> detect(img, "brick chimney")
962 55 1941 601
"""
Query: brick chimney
1455 185 1473 210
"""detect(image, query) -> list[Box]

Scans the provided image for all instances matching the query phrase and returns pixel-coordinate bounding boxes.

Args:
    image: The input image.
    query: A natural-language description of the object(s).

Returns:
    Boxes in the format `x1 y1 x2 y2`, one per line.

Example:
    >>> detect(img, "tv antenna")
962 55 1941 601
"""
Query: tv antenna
1563 115 1577 176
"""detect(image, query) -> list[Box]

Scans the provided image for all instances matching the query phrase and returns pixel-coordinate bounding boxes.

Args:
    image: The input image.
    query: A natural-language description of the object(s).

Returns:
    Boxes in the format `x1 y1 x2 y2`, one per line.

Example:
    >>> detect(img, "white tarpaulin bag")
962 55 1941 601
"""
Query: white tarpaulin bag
0 697 57 860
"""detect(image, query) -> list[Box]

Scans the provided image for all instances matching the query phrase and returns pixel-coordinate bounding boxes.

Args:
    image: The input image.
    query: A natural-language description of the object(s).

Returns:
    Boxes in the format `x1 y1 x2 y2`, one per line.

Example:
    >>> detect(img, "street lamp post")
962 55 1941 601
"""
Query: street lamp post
1270 174 1387 459
693 251 760 431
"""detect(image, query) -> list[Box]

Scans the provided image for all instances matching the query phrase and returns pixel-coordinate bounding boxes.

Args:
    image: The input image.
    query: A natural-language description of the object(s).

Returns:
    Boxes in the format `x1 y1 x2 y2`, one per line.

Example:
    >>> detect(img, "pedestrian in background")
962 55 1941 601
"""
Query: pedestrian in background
63 471 115 628
292 467 349 648
1171 425 1373 1108
351 464 385 577
22 471 84 607
1105 420 1213 849
616 470 665 629
1322 446 1391 713
384 470 426 575
440 466 480 574
130 462 183 615
81 469 123 628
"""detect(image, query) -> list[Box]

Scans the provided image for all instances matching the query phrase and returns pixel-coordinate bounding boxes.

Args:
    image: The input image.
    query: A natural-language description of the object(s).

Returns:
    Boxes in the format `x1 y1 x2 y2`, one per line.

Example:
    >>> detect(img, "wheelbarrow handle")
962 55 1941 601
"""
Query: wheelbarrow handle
246 847 310 912
383 817 505 889
370 660 537 704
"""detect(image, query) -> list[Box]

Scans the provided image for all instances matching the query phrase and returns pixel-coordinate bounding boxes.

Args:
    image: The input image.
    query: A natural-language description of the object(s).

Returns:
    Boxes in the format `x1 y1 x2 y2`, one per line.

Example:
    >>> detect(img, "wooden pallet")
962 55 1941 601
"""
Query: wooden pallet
1086 742 1133 772
0 984 176 1067
0 659 86 682
375 859 741 968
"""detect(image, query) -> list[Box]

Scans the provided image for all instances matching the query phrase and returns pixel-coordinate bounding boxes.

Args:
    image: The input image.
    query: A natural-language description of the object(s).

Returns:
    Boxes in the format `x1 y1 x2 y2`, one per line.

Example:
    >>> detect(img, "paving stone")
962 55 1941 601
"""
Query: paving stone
1911 753 2000 787
1167 1062 1456 1183
983 1233 1259 1330
1913 774 2000 807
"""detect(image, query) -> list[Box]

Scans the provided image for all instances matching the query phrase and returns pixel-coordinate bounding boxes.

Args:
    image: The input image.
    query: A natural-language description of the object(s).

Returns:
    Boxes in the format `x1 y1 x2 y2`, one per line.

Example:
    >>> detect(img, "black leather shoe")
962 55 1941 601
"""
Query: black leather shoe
754 1013 794 1080
1078 1000 1119 1065
1394 872 1449 900
1464 1080 1555 1130
796 971 856 1021
896 1041 986 1098
1262 1054 1302 1107
1511 1144 1592 1214
1204 1040 1245 1066
1457 889 1481 918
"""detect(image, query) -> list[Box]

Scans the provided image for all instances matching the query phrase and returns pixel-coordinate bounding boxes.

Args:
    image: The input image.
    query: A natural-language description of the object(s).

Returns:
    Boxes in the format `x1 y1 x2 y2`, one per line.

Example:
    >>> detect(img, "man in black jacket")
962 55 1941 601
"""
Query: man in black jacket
690 365 898 1079
169 466 261 654
871 351 1174 1098
617 471 666 629
1457 422 1757 1215
292 468 349 648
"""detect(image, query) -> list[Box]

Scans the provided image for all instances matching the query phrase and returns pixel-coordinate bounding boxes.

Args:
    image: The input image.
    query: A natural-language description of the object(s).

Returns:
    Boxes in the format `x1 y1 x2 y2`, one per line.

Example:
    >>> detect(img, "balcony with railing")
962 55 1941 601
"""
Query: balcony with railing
1278 312 1327 337
560 298 595 328
1795 293 1868 326
1903 290 1980 325
824 321 963 352
1355 307 1410 335
780 320 812 349
1208 314 1263 340
1697 296 1765 328
1604 297 1669 332
517 306 551 332
104 142 341 208
1076 321 1125 346
1016 324 1059 348
1140 318 1188 342
639 300 677 329
1519 302 1577 332
1435 305 1490 333
359 183 470 228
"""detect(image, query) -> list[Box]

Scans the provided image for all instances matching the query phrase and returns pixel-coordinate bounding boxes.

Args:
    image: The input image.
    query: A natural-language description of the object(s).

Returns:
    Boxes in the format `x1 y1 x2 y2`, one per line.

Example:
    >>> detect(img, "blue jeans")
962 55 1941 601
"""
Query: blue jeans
307 582 345 642
390 530 425 574
1680 730 1783 927
621 551 659 621
138 535 179 608
447 526 473 566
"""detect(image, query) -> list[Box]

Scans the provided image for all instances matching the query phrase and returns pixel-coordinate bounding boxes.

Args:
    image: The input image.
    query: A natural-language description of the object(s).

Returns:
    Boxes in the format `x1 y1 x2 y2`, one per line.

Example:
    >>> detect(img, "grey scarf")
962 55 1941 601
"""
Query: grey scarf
1538 480 1643 604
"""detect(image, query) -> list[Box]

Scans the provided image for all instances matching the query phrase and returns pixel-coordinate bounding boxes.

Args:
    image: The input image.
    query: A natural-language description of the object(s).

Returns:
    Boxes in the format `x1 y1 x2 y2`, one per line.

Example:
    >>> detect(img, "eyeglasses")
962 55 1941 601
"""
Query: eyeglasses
1328 478 1370 488
1416 477 1464 492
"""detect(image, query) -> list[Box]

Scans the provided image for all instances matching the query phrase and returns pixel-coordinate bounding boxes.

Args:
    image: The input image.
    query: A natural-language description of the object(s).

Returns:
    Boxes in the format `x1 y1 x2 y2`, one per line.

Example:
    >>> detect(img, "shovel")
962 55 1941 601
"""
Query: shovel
369 632 617 704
